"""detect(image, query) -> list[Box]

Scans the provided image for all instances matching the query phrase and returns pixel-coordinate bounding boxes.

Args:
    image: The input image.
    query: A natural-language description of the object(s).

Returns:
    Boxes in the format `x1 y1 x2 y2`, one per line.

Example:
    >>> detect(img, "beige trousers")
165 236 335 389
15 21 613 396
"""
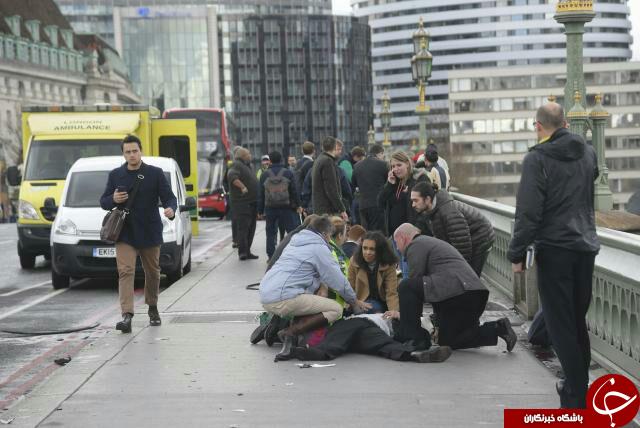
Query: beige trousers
263 294 343 323
115 242 161 314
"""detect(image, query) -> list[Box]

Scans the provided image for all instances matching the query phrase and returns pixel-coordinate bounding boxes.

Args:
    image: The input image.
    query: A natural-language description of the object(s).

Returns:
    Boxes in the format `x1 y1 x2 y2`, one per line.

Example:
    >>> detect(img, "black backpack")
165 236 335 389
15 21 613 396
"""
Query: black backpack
264 169 291 208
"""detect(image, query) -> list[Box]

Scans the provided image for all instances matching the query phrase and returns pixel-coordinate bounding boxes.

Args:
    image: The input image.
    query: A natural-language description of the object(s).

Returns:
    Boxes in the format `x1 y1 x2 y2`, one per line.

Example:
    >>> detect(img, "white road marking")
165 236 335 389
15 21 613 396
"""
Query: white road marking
0 289 68 321
0 281 51 297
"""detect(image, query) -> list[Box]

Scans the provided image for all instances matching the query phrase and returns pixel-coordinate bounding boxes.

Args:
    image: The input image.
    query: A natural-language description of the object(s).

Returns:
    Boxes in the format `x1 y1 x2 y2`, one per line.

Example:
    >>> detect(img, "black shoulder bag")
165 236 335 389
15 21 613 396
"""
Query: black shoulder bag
100 169 145 243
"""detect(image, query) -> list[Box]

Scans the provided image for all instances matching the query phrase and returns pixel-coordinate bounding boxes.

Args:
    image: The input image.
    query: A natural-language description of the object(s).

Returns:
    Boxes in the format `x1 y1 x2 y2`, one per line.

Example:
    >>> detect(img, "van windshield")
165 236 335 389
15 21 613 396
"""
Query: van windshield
66 171 172 208
24 139 121 181
65 171 110 207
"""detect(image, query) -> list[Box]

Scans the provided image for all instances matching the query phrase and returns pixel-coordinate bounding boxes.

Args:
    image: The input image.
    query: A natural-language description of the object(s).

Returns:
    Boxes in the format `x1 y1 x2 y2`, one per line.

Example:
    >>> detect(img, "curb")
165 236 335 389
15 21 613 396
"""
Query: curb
0 240 235 427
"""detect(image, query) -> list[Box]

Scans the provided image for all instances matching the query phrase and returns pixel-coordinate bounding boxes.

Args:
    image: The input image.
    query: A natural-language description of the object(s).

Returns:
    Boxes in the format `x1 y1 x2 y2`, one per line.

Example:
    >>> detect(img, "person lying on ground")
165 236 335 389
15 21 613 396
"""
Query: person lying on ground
285 313 451 363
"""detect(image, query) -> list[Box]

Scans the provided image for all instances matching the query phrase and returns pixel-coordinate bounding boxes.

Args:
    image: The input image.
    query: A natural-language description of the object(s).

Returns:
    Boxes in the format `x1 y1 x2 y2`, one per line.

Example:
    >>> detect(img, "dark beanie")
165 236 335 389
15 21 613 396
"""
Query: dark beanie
426 144 438 162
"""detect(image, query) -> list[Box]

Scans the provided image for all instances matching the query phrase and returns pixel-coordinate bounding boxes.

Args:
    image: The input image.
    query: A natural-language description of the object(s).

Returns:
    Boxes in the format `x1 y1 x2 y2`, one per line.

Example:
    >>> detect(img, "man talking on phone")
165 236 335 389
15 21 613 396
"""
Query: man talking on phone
508 103 599 408
100 134 177 333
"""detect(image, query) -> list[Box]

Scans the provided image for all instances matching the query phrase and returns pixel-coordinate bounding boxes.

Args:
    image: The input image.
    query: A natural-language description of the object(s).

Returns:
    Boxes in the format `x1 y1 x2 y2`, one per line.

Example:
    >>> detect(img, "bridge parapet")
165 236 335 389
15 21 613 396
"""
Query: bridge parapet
453 193 640 383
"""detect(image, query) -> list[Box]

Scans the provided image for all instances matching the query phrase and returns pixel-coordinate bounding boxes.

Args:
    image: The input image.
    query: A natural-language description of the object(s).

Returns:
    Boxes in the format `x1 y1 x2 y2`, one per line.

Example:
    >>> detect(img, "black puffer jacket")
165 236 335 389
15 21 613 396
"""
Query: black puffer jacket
507 128 600 263
424 190 495 263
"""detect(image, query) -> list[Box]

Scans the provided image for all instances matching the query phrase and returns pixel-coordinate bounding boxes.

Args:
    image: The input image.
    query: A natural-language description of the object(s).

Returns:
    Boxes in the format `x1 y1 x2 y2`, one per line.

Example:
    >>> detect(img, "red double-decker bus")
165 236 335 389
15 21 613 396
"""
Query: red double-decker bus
163 108 235 217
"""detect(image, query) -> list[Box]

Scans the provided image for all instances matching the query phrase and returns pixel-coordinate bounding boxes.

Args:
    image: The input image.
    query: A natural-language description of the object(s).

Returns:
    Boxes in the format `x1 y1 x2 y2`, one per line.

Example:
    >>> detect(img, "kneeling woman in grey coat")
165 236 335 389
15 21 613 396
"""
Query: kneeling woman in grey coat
259 216 370 360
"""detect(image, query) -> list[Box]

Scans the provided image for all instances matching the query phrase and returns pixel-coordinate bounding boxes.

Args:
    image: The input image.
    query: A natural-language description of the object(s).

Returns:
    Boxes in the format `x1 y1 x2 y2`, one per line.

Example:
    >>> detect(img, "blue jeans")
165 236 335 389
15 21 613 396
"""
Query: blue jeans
265 209 296 258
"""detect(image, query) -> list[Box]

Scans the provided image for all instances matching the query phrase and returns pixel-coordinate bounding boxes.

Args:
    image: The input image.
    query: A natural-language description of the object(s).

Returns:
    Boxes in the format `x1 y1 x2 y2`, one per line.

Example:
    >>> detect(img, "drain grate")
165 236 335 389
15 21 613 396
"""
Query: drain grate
171 312 260 324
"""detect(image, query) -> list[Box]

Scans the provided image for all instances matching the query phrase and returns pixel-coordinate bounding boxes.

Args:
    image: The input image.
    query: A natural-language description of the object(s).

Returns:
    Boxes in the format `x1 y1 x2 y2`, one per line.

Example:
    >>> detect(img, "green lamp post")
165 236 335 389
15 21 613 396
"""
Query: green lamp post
411 17 433 150
554 0 612 211
590 94 613 211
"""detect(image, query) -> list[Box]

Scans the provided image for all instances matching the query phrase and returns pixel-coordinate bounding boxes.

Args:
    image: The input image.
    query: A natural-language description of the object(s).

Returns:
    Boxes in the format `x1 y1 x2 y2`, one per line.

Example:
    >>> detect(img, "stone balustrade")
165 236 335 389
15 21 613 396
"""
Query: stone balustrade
453 192 640 383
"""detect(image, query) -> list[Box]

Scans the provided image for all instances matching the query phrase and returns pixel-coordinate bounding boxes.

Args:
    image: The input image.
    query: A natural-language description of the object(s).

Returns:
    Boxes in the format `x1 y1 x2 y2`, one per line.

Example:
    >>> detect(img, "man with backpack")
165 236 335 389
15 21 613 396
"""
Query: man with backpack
258 151 302 261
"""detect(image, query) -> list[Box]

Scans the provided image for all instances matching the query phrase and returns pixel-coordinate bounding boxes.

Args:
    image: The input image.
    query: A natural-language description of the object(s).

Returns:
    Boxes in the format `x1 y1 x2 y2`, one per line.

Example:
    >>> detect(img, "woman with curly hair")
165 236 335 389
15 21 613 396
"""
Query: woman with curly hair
348 231 400 316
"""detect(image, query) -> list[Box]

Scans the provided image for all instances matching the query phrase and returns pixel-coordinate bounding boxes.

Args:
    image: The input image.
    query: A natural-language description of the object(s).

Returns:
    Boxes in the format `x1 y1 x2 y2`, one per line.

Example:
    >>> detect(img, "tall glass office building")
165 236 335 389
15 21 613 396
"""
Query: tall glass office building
114 5 370 156
53 1 371 157
55 0 332 47
351 0 633 149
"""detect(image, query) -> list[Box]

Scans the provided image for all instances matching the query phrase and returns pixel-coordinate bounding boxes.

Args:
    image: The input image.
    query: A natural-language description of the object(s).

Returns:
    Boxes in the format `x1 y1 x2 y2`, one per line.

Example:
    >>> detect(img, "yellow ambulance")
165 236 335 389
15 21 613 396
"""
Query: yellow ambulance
6 104 198 268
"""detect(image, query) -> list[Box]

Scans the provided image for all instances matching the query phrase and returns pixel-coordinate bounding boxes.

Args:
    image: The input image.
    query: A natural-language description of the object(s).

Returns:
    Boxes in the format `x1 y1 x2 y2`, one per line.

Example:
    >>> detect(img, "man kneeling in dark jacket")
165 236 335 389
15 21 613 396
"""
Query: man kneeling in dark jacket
393 223 517 353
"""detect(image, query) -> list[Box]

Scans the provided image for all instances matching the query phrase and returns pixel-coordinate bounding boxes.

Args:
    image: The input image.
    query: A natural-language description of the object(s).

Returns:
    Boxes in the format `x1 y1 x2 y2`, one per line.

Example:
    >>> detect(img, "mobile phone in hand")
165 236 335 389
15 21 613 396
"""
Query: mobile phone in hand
525 245 536 269
117 185 127 193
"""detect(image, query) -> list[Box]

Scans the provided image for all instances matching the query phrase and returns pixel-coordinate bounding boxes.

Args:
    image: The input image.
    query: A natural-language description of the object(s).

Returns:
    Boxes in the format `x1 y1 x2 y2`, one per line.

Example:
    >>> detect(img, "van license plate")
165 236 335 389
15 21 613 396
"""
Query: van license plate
93 248 116 258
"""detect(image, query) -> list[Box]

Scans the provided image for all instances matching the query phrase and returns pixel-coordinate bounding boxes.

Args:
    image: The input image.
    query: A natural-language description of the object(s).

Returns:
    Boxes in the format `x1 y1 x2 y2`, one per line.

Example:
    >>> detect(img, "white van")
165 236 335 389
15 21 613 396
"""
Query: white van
50 156 195 289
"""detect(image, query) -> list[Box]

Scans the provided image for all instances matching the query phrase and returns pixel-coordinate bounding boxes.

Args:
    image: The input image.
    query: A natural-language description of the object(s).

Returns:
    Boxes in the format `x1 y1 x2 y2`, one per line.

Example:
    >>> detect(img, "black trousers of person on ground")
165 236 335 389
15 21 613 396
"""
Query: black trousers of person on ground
311 318 415 361
536 247 596 409
396 278 498 350
359 207 384 233
232 202 257 258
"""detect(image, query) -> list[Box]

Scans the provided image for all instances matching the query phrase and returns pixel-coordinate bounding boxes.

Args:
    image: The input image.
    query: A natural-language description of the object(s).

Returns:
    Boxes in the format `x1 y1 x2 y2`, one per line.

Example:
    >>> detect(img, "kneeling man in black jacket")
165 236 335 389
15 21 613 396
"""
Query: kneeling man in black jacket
393 223 517 352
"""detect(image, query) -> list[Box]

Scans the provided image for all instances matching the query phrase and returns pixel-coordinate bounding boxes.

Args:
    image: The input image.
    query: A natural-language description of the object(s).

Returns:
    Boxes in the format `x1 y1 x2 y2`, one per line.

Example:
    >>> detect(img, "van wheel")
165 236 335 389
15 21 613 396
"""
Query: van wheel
52 270 70 289
183 248 192 275
18 244 36 269
167 254 183 285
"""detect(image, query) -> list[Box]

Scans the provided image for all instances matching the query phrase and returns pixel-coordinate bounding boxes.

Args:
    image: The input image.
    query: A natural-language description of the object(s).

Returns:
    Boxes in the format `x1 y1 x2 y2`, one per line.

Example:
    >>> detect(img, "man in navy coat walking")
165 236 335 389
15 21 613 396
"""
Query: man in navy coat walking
100 135 177 333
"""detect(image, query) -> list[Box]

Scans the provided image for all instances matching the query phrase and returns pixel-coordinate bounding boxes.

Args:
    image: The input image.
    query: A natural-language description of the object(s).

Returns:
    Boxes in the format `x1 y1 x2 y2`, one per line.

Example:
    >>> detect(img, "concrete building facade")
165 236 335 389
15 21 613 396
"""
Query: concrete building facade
351 0 632 151
0 0 140 221
448 61 640 209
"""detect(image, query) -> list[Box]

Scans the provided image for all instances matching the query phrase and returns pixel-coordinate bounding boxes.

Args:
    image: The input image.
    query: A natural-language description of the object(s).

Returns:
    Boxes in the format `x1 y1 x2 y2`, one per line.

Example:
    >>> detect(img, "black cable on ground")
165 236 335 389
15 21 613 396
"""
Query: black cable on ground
245 282 260 290
0 322 100 337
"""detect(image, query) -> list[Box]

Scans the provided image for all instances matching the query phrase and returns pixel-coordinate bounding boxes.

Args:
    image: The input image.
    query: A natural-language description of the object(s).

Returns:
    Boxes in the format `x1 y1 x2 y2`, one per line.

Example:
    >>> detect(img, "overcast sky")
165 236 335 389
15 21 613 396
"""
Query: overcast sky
332 0 640 60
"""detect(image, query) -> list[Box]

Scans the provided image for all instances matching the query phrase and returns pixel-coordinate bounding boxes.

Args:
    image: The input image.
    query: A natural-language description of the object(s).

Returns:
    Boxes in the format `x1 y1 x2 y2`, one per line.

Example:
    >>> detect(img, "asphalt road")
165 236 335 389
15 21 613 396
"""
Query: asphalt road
0 218 233 410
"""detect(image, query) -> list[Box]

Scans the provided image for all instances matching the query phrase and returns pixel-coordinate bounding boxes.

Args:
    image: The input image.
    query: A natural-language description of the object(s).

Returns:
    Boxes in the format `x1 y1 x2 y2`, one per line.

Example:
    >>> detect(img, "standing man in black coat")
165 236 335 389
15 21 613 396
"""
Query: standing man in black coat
508 103 600 409
352 144 388 232
100 135 177 333
312 137 347 220
226 147 260 261
411 182 495 276
295 141 315 209
393 223 516 353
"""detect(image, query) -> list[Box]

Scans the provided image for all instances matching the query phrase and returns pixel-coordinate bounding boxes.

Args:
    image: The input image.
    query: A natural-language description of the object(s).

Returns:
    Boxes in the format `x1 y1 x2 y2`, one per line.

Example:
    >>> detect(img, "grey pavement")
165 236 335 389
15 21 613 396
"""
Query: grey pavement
1 223 560 428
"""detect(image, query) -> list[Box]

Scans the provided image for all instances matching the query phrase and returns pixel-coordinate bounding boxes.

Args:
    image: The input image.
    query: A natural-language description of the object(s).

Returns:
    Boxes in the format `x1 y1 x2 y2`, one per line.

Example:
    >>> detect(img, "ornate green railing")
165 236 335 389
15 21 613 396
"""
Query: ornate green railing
453 192 640 383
